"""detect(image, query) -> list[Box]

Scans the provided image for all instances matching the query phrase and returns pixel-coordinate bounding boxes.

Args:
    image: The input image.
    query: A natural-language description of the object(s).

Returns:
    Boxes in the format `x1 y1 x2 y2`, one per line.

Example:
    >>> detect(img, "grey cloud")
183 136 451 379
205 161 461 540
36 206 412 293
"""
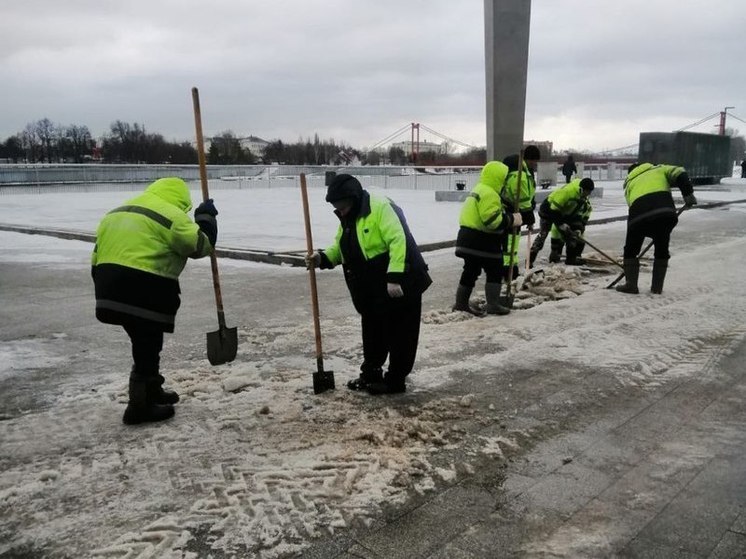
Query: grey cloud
1 0 744 151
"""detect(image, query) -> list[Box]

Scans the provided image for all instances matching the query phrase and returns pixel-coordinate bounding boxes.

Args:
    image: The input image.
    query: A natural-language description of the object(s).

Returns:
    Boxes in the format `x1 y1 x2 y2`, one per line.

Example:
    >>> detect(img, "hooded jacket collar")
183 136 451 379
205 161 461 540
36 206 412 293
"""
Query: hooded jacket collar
334 190 371 222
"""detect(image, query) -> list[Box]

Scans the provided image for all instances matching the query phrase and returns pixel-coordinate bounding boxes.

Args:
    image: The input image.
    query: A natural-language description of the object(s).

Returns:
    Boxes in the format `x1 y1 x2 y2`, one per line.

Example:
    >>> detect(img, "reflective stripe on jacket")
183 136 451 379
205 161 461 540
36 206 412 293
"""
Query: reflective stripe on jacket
623 163 686 225
458 161 510 233
321 191 430 314
624 163 685 207
502 159 536 211
92 177 213 279
456 161 511 261
324 193 409 275
547 179 592 223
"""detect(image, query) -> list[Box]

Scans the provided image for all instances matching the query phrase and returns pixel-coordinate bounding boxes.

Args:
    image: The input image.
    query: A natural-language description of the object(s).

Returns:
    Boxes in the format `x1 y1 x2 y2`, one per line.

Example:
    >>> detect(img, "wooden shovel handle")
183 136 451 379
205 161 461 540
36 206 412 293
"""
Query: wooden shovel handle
505 151 525 292
299 174 324 361
191 87 227 328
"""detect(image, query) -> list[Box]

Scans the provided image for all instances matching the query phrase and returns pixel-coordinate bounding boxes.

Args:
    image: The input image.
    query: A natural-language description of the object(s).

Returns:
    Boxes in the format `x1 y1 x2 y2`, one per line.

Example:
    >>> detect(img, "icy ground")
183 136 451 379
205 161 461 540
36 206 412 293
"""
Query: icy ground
1 179 745 557
3 177 745 251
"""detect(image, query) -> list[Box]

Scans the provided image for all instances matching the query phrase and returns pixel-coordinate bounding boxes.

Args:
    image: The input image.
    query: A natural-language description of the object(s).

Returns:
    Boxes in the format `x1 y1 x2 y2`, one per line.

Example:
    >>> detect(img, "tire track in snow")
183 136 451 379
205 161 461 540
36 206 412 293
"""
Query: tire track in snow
6 239 746 558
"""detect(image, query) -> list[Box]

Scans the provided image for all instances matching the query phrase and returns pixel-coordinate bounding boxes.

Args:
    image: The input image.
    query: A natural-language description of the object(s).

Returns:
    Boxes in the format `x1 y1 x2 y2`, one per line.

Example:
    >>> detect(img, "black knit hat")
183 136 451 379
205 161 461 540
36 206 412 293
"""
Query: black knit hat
523 145 541 161
579 178 595 191
325 174 363 203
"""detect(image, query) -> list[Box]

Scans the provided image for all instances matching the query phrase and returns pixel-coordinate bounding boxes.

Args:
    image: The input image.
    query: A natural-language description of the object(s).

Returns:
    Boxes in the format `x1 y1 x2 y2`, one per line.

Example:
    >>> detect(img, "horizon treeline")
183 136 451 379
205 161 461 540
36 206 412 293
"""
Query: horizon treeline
0 118 489 166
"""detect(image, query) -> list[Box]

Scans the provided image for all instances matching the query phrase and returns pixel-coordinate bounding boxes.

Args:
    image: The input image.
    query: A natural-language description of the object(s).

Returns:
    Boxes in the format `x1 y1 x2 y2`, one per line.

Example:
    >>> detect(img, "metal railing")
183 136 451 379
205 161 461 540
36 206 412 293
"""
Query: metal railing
0 161 649 193
0 164 484 193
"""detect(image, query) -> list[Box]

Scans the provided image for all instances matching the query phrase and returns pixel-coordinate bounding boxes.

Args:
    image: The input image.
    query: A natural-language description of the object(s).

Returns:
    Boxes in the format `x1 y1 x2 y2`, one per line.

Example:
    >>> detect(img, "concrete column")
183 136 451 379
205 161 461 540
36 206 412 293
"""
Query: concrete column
484 0 531 161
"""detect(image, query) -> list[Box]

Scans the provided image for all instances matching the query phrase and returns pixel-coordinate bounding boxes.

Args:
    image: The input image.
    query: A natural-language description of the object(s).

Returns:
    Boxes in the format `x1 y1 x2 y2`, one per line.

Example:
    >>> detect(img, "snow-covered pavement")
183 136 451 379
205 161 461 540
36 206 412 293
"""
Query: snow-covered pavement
1 179 746 557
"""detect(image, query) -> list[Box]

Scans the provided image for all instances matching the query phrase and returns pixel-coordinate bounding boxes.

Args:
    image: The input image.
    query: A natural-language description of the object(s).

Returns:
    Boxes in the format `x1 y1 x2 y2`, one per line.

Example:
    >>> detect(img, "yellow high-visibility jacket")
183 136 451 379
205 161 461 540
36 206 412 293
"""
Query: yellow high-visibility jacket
92 177 213 331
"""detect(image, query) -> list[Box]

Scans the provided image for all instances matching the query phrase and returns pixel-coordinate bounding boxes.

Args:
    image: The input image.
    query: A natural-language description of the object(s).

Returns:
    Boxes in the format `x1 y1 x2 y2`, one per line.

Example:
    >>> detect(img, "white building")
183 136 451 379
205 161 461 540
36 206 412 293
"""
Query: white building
239 135 270 156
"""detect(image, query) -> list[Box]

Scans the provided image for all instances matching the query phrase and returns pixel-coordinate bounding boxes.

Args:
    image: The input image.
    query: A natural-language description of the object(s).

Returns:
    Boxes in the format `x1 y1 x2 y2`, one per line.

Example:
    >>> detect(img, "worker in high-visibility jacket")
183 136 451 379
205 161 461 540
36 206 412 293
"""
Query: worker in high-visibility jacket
501 145 541 279
615 163 697 294
530 178 594 266
453 161 522 316
92 177 218 425
305 174 432 395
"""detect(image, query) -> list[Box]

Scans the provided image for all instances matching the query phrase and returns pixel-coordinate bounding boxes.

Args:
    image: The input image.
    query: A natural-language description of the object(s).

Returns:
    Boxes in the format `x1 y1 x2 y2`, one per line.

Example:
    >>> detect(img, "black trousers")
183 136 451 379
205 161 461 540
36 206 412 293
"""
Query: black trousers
360 295 422 382
459 256 503 288
623 216 677 260
123 323 164 378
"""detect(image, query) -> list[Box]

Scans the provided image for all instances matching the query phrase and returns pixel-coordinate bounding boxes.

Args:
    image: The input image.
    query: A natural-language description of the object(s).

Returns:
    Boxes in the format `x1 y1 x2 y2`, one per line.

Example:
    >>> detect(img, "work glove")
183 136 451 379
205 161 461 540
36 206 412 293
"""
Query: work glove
194 199 218 246
304 252 321 269
511 213 523 228
387 283 404 298
558 223 573 235
520 209 535 228
683 193 698 207
195 198 218 217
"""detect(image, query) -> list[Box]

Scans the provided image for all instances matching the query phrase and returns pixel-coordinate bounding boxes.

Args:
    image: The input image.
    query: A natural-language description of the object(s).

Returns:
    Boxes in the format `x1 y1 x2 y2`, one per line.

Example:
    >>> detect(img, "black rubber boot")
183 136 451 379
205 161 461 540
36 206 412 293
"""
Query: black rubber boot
347 365 383 391
123 376 175 425
565 242 586 265
651 258 668 294
366 374 406 395
616 258 640 294
548 239 564 263
452 284 483 316
146 374 180 405
484 282 510 315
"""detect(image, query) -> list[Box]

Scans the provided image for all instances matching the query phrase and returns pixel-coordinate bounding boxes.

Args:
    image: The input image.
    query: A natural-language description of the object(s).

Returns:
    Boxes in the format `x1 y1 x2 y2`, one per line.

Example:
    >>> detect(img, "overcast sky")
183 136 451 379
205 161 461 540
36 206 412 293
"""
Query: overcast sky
2 1 745 153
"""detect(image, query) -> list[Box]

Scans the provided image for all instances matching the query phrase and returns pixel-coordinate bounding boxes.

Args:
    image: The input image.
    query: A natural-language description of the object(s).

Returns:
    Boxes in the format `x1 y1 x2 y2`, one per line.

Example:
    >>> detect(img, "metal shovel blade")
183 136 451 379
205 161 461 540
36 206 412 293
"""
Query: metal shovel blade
206 326 238 365
498 294 515 309
313 359 335 394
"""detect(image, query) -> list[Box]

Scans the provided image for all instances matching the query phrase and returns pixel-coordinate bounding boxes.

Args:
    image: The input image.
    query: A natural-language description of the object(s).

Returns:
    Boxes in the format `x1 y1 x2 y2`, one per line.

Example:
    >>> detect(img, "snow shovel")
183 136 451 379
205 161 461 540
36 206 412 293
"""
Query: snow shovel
499 152 525 308
521 229 538 288
299 173 335 394
192 87 237 365
606 205 687 289
522 227 541 285
573 233 624 271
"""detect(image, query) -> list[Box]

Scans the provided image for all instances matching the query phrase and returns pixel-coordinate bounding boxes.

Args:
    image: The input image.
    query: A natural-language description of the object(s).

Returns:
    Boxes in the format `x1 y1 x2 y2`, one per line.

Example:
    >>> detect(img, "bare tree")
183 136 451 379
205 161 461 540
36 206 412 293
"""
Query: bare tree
21 124 40 162
65 124 93 163
0 136 24 162
34 118 56 163
388 146 407 166
207 131 255 164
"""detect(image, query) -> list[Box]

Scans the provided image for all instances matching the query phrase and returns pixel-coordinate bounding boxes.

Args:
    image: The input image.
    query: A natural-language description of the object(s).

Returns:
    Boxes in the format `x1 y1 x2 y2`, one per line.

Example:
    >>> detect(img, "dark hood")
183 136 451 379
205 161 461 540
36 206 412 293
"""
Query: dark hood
325 174 363 203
